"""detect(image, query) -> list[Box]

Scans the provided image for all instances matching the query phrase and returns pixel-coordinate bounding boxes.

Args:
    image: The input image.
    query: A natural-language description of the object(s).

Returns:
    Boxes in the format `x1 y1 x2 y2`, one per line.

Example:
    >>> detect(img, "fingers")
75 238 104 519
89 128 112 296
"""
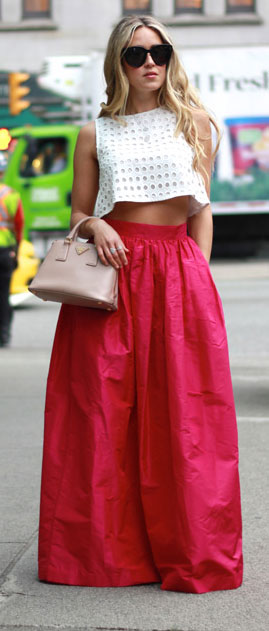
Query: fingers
93 224 129 269
96 245 110 266
96 241 129 269
114 244 129 266
104 244 127 269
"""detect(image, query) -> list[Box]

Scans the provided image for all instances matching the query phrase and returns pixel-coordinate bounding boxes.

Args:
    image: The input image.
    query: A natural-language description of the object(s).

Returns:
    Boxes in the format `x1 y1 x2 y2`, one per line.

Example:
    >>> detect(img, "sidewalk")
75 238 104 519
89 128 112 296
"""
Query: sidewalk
210 260 269 280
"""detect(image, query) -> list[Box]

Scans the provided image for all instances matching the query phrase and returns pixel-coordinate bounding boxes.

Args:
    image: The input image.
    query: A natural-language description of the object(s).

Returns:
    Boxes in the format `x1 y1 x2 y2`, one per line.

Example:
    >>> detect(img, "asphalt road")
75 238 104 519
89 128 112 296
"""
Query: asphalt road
0 260 268 631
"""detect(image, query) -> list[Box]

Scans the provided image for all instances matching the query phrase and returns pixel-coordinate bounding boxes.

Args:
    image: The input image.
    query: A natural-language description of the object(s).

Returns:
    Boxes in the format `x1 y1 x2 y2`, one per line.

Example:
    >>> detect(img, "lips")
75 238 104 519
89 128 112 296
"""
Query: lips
144 73 157 77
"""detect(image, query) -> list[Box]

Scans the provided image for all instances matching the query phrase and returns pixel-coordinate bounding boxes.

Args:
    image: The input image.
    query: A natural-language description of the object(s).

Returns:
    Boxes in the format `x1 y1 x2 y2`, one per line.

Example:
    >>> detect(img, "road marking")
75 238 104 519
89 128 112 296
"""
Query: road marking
237 416 269 422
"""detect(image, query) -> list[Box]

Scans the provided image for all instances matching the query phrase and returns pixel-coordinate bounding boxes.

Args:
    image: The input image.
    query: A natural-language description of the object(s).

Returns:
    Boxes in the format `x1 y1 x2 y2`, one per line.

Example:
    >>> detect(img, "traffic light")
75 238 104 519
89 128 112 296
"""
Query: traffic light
8 72 30 116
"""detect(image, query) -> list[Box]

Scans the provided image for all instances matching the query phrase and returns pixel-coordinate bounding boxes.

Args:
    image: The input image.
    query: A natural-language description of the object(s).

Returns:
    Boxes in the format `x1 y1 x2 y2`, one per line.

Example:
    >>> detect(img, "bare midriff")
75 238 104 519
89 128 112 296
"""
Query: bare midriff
106 195 189 226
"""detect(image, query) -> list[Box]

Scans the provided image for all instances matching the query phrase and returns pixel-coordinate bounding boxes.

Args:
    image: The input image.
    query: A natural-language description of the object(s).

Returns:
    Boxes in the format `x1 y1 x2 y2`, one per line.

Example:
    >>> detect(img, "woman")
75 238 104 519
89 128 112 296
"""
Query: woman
38 15 243 594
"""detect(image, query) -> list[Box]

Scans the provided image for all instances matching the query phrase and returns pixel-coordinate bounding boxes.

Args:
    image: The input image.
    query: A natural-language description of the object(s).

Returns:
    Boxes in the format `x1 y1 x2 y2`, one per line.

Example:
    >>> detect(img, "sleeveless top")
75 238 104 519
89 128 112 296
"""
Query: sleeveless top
93 106 210 218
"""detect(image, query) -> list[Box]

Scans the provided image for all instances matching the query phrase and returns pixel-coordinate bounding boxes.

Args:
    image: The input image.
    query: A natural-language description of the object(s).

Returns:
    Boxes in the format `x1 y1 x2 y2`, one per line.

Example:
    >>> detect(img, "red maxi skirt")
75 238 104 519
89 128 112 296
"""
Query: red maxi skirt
38 219 243 593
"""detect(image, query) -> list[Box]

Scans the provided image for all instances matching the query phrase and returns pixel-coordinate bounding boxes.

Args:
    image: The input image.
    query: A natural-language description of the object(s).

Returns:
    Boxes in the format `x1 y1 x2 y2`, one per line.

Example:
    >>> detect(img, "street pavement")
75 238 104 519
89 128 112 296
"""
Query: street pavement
0 260 268 631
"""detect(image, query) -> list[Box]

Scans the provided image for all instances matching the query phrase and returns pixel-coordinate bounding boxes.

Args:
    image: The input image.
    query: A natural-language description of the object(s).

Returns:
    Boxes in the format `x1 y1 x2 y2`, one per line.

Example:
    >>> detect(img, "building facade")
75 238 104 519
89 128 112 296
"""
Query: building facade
0 1 268 73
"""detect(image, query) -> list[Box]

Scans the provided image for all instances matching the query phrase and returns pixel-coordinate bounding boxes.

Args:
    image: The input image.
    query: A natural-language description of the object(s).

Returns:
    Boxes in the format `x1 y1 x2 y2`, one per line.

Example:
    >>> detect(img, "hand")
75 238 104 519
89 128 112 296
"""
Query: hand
91 220 129 269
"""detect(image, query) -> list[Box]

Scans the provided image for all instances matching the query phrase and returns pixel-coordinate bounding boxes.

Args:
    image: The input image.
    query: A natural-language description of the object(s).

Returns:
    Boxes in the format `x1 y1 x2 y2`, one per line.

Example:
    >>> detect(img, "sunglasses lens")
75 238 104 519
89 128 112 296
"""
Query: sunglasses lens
151 45 172 66
124 47 146 68
123 45 172 68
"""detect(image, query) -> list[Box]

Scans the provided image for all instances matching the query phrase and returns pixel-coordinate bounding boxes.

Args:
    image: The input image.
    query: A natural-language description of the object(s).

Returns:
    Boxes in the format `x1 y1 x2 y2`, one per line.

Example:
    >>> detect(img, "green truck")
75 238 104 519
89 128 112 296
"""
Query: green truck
4 125 80 258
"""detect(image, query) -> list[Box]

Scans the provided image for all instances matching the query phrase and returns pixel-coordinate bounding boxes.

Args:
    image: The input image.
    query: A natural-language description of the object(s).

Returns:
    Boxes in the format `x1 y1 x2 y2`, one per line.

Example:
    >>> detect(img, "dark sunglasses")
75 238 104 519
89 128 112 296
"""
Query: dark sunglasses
122 44 173 68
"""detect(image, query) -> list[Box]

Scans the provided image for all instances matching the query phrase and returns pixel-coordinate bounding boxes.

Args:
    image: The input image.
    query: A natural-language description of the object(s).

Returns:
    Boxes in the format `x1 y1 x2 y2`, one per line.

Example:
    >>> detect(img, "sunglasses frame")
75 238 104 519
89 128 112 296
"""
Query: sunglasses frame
122 44 173 68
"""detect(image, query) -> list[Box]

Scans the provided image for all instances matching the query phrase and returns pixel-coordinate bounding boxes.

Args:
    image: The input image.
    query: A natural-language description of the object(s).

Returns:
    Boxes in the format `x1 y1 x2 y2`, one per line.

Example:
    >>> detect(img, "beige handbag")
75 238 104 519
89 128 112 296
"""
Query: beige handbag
28 217 118 311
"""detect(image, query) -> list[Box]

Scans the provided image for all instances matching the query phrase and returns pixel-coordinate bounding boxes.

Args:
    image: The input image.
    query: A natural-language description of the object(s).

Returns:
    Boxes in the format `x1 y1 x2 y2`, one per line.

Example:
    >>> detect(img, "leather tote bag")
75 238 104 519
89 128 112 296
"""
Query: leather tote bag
28 217 118 311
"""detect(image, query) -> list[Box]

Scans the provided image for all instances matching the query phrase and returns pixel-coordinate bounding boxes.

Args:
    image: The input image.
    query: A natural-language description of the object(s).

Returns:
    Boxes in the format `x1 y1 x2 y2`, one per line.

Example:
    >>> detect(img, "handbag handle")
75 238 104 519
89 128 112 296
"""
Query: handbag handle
65 216 99 243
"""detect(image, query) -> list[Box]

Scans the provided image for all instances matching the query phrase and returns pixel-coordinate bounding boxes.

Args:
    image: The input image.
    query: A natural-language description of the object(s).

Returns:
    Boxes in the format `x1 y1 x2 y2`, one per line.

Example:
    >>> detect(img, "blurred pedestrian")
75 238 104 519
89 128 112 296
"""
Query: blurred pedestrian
38 15 243 593
0 152 24 347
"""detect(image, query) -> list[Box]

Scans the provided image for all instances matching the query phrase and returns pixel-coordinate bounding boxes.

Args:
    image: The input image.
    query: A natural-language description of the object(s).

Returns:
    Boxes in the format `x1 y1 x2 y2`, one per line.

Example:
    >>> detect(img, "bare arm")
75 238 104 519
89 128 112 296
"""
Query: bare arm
71 122 99 235
187 112 213 263
71 122 128 269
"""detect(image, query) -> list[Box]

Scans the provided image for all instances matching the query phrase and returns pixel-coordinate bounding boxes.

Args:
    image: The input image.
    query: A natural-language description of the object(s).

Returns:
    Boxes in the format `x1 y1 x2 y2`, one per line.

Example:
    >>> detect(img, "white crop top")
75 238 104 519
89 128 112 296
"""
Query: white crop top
93 106 210 218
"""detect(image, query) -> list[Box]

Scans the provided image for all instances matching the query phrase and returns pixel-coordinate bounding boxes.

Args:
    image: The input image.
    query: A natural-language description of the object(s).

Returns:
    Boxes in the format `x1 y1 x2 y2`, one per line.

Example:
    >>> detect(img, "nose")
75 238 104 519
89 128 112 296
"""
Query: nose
144 52 155 65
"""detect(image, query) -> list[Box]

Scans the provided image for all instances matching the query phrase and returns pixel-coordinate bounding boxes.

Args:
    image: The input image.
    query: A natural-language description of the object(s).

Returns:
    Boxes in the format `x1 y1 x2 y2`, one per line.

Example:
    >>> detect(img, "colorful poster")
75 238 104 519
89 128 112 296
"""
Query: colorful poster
181 46 269 214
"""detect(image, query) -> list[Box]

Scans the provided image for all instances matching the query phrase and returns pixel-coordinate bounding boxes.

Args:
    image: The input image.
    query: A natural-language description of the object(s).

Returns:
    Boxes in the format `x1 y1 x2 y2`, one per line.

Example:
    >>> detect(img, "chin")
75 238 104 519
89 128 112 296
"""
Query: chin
143 80 163 90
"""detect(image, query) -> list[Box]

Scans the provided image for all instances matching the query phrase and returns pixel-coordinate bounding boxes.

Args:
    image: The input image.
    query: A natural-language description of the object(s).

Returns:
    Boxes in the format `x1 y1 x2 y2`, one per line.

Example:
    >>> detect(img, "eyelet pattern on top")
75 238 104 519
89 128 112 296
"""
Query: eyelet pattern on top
93 107 210 218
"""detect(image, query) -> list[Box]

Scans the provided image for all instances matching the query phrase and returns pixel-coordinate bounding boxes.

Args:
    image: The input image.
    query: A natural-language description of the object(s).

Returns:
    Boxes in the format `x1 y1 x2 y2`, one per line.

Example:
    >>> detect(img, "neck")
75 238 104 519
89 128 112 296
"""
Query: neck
125 91 159 115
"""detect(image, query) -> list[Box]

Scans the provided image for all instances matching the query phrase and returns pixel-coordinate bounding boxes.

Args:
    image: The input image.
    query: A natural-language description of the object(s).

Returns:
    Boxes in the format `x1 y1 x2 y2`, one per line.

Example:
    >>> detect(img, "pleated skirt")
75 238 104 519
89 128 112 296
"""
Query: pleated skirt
38 219 243 593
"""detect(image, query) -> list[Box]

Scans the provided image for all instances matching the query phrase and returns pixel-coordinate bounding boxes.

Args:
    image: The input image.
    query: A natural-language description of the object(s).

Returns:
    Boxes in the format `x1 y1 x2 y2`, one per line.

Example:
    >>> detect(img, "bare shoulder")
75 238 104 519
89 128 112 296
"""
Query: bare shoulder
192 108 211 140
75 121 97 159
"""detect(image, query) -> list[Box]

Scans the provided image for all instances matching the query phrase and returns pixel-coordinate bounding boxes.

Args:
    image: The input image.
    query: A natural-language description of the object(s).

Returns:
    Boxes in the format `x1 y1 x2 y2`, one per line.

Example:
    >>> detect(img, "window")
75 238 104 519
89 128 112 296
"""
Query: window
226 0 255 13
123 0 151 14
23 0 51 19
20 137 67 177
175 0 203 13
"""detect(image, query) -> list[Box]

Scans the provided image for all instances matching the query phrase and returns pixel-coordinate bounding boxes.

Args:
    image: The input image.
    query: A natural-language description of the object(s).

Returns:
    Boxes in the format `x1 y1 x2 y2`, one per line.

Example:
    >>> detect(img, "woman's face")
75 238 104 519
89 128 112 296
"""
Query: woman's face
122 26 167 96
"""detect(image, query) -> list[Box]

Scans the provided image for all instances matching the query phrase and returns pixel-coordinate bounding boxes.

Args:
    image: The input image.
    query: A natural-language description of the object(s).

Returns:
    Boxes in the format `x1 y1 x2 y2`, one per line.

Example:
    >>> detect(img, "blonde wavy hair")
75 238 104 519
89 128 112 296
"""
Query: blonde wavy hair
99 14 220 174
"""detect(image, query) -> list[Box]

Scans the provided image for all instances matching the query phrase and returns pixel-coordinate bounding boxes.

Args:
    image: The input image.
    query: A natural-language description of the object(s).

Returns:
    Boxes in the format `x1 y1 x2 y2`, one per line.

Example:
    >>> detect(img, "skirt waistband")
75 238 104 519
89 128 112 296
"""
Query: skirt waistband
104 218 187 241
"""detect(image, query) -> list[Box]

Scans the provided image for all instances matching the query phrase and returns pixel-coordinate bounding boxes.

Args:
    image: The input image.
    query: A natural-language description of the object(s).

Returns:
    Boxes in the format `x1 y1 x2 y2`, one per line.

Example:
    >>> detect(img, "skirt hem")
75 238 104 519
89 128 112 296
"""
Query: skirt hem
38 566 243 593
38 568 160 588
